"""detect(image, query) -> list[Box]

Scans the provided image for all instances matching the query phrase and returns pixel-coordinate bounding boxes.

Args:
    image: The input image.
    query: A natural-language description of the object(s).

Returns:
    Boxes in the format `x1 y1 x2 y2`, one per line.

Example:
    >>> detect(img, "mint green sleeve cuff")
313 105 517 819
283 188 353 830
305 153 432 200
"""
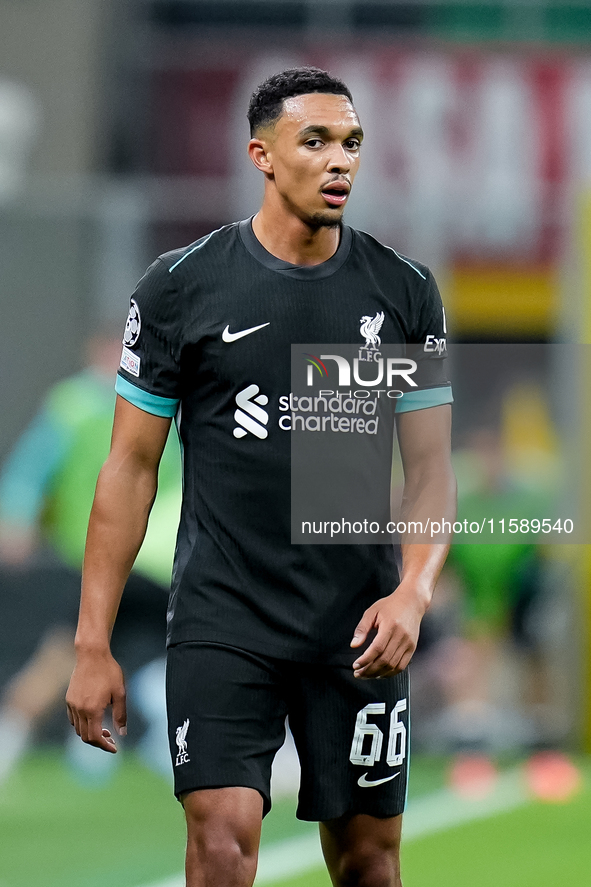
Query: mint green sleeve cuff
395 385 453 413
116 375 179 418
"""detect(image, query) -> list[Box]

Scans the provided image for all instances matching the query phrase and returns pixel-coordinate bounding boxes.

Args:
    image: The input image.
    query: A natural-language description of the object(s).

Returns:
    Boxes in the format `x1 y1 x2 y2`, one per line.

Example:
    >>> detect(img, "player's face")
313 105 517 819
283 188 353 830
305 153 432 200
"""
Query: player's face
265 93 363 228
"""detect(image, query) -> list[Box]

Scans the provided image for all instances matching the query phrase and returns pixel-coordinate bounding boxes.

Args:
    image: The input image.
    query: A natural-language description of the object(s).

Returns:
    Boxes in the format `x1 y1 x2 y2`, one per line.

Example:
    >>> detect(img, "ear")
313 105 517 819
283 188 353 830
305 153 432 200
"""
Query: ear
248 138 273 175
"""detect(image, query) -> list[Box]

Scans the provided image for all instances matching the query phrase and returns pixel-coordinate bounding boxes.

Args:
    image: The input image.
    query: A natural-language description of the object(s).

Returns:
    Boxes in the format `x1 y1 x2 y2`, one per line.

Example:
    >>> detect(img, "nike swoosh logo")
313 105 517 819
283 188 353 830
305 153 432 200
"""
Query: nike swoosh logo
357 772 400 788
222 322 270 343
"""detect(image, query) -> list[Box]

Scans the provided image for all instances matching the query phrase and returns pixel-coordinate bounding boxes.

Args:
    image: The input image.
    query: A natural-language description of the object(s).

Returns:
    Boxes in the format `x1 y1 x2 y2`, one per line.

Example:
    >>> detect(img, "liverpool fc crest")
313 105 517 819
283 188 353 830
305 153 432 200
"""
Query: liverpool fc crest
175 718 190 766
359 312 384 362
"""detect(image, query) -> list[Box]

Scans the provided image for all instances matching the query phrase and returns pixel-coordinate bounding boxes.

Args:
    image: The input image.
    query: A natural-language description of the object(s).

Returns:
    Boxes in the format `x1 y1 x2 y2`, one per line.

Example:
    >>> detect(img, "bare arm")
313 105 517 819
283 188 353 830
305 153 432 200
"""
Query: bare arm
66 396 172 751
351 404 456 678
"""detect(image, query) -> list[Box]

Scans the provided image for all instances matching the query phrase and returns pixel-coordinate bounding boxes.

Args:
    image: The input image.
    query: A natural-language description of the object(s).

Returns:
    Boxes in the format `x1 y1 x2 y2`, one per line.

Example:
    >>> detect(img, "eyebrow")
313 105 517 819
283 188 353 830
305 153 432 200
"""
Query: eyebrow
299 124 364 140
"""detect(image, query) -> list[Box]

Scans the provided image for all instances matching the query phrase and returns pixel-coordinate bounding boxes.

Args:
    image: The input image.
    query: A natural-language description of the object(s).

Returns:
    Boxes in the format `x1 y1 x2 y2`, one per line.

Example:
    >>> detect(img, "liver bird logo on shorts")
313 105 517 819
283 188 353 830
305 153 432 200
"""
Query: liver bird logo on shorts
360 312 385 350
175 718 190 766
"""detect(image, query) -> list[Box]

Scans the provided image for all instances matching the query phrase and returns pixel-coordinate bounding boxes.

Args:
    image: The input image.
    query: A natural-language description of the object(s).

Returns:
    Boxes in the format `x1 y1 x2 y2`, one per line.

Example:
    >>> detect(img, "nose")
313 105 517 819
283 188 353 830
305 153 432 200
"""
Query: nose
327 142 351 174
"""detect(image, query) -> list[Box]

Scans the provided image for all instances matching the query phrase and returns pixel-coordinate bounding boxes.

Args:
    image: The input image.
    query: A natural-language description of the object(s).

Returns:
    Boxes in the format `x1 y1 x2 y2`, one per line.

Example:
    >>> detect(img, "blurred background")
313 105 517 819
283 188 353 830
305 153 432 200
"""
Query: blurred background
1 1 591 885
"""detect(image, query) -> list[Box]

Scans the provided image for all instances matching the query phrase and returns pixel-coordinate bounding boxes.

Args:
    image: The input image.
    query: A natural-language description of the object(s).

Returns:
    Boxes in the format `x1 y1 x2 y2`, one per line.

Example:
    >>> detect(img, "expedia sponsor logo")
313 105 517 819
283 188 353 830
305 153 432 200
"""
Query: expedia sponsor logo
424 334 447 355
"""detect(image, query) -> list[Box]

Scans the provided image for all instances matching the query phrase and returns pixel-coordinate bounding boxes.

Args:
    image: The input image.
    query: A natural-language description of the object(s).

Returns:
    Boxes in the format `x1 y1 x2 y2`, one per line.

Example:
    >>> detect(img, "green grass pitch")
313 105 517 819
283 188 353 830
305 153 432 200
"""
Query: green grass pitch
0 750 589 887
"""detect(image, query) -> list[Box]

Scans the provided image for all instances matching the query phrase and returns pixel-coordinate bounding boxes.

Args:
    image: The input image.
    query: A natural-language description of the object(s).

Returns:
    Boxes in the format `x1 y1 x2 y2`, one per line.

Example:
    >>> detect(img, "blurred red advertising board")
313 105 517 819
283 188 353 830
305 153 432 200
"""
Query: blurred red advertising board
150 45 591 266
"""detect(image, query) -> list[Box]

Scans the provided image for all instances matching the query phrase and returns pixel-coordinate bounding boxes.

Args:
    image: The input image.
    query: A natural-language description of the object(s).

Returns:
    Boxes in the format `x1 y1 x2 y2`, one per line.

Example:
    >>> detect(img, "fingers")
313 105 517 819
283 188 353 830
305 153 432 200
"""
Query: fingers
66 701 82 740
350 606 377 649
65 655 126 753
100 728 118 752
353 627 414 679
353 633 384 675
111 687 127 737
66 694 123 753
81 719 118 752
352 593 422 679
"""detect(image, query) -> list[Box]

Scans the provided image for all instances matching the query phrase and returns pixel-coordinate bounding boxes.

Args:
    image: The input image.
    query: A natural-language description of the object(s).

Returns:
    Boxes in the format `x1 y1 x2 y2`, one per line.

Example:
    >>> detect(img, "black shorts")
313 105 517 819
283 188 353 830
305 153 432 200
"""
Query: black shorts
166 642 410 821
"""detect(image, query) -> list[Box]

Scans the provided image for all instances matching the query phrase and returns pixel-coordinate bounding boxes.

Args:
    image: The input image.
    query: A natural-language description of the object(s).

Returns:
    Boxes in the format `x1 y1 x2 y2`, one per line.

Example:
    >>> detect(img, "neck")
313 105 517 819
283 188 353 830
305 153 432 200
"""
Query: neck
252 199 340 266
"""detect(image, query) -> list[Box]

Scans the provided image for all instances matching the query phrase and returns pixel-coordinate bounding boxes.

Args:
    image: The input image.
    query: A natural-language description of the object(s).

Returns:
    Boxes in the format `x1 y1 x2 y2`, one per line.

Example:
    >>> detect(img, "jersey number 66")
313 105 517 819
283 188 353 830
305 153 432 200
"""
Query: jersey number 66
349 699 407 768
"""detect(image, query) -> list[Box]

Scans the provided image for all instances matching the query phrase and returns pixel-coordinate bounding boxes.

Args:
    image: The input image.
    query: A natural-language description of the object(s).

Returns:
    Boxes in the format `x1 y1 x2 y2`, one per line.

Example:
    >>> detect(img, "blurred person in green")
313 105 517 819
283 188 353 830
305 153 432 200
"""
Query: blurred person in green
436 409 557 755
0 330 181 784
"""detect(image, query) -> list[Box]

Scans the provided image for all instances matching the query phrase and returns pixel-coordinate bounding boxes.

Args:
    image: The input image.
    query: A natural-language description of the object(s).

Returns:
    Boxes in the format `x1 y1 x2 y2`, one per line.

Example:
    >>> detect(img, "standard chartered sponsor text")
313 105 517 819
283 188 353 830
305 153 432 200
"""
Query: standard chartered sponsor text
300 517 574 538
278 391 396 434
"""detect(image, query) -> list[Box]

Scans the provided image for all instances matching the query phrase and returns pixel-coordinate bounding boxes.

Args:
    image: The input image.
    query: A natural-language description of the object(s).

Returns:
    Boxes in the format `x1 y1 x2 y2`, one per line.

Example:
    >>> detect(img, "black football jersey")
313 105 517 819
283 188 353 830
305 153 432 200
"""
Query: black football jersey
116 219 452 661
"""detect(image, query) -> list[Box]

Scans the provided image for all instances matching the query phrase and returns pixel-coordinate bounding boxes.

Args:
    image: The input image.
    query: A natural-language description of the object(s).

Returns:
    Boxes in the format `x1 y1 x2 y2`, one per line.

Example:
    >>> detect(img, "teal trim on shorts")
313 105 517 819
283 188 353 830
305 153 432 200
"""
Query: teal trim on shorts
395 385 453 414
115 375 179 418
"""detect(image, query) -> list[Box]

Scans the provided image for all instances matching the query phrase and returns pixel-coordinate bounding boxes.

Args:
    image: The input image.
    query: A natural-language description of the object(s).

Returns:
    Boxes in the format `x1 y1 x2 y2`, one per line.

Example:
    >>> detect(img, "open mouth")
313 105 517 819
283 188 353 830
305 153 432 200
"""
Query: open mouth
321 183 350 207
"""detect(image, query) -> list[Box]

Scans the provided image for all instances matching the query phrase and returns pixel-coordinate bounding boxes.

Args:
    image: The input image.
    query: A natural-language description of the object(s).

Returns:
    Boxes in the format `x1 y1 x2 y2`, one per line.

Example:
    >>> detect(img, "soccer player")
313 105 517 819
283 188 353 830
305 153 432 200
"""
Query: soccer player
66 68 456 887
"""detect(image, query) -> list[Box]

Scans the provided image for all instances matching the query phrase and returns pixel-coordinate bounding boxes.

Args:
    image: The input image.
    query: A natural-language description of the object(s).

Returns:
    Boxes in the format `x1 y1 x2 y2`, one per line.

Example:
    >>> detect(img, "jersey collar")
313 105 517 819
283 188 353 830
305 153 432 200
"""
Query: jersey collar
238 217 352 280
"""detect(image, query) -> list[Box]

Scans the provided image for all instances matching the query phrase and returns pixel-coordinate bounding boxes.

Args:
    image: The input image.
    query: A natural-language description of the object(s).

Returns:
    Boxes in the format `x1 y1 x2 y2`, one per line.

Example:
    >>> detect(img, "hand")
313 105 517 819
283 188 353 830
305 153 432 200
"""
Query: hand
350 583 426 679
66 649 127 753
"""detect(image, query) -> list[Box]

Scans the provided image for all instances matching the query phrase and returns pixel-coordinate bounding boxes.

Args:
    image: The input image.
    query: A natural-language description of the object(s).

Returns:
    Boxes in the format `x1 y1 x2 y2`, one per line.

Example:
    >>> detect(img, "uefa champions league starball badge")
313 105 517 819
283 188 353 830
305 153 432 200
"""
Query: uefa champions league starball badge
123 298 141 347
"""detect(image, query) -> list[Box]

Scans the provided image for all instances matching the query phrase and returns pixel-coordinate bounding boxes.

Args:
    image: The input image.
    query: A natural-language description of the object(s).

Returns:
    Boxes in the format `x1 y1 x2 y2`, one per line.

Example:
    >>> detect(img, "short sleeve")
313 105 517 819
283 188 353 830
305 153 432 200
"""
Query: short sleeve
116 258 182 418
395 270 453 414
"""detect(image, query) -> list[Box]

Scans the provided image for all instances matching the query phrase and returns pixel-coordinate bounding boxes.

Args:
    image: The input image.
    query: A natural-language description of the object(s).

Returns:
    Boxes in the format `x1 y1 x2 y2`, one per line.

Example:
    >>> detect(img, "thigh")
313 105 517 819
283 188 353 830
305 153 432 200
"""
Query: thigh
288 663 410 821
166 642 288 815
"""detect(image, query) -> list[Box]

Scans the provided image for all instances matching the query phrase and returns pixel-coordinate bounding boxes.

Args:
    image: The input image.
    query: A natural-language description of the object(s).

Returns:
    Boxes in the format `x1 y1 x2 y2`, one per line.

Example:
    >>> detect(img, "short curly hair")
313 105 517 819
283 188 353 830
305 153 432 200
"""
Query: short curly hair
247 67 353 137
